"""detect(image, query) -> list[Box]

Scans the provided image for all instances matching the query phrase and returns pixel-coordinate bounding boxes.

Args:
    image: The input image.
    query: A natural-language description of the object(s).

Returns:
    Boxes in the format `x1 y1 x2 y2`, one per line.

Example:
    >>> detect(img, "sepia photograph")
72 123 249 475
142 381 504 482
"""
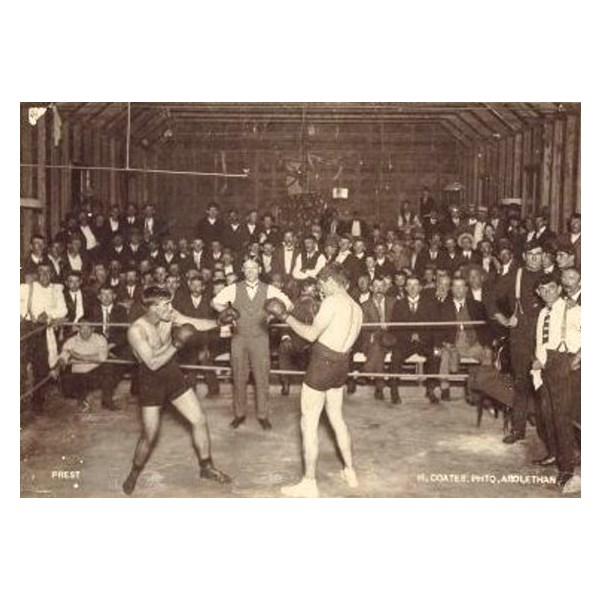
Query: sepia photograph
19 102 582 499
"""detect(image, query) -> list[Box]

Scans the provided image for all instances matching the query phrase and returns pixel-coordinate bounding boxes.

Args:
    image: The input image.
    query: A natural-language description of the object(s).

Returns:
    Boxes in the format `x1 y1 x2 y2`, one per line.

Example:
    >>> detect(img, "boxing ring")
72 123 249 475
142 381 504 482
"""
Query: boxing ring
20 318 489 402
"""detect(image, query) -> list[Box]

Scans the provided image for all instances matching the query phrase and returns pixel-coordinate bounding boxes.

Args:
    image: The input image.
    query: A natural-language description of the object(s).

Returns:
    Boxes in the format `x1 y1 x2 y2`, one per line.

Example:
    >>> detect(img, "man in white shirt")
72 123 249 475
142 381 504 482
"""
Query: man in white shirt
20 263 68 414
49 320 118 411
212 259 293 430
78 211 98 252
531 275 581 490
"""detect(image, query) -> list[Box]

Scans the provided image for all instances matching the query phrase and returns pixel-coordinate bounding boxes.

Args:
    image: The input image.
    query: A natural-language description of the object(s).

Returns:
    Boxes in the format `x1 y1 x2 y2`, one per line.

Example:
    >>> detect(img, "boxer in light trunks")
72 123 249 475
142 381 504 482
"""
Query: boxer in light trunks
122 286 231 495
265 262 363 498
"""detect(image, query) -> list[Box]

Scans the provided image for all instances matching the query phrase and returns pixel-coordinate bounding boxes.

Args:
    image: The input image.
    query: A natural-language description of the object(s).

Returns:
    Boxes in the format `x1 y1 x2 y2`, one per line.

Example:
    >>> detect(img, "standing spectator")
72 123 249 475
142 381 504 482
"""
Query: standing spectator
396 201 421 235
346 210 369 240
419 186 437 219
78 210 99 255
196 202 225 245
561 267 581 305
242 209 260 246
556 241 576 273
22 234 47 276
122 203 140 238
259 213 281 246
47 240 64 283
488 240 544 443
531 275 581 490
142 203 167 241
20 263 68 414
223 208 245 255
292 235 326 282
212 259 293 430
564 213 581 269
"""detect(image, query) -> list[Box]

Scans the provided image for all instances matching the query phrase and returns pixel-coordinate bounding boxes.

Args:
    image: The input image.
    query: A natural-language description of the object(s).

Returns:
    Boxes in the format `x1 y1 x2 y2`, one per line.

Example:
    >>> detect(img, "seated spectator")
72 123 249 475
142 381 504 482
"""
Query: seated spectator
561 267 581 305
108 259 123 290
323 240 338 263
158 237 179 269
47 240 65 283
50 320 118 411
457 232 481 269
556 241 576 272
105 232 129 265
23 233 47 277
87 263 108 296
63 271 94 327
422 265 436 291
259 213 281 246
65 235 90 276
352 274 372 305
127 228 148 266
153 265 168 286
172 274 220 397
352 237 367 263
389 276 438 404
178 237 190 263
116 268 142 315
435 276 493 401
260 241 276 281
356 278 397 400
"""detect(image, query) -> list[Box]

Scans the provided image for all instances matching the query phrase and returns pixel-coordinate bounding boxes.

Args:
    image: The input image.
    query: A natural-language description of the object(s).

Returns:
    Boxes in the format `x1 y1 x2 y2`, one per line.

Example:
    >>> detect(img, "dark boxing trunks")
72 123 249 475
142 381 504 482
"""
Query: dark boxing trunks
138 358 191 407
304 341 351 392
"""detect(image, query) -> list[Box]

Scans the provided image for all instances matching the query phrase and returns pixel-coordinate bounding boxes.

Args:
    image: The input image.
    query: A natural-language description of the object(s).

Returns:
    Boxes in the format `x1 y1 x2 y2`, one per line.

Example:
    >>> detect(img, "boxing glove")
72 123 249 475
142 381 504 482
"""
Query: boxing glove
172 323 197 348
217 301 240 326
264 297 289 321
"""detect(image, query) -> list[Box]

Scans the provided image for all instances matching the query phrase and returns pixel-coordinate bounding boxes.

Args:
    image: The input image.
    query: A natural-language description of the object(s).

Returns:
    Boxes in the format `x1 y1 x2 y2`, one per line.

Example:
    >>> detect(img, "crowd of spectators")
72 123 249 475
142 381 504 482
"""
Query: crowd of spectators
20 192 581 487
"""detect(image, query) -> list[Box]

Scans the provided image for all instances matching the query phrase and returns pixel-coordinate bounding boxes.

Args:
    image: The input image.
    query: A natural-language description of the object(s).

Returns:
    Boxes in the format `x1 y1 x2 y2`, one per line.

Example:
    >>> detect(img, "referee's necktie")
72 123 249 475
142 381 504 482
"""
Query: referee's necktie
542 308 552 344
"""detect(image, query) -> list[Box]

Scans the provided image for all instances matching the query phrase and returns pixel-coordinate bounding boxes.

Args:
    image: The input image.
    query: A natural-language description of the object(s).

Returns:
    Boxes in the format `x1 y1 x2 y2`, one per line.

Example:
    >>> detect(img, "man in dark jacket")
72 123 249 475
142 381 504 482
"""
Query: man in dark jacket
389 275 439 404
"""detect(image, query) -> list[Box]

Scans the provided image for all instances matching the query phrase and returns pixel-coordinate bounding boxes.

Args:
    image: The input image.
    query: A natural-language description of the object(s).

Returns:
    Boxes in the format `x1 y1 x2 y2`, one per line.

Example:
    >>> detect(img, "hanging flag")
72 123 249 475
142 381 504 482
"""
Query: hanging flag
51 105 62 147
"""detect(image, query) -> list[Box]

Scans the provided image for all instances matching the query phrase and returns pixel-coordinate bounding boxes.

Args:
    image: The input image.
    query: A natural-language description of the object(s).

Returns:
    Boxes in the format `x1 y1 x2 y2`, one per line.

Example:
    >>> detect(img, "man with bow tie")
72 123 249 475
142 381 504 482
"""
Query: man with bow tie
212 259 293 430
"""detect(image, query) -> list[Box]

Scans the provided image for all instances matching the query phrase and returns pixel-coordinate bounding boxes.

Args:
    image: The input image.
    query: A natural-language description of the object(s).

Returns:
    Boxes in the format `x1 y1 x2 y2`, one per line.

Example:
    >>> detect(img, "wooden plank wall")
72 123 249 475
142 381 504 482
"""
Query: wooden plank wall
20 106 128 243
463 112 580 233
142 140 461 239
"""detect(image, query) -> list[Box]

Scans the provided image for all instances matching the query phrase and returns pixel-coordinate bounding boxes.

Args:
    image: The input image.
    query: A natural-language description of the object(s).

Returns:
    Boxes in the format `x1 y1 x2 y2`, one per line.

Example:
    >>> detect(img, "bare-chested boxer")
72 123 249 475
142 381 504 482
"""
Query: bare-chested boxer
122 286 231 495
264 262 363 498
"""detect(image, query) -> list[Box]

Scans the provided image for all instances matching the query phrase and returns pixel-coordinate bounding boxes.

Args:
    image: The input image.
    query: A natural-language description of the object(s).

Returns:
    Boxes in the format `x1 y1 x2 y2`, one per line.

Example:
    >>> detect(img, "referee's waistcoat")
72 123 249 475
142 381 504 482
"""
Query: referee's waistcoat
232 281 269 338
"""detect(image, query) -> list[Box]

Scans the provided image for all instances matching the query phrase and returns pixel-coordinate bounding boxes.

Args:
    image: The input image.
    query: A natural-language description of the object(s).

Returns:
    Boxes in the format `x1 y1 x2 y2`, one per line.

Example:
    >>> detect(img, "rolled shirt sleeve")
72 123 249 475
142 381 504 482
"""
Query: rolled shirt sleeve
211 284 237 312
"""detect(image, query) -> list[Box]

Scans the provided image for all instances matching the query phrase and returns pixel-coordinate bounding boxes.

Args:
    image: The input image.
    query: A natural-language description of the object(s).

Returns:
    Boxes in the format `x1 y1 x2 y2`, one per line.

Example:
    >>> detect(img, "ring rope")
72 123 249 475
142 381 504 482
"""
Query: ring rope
21 319 489 341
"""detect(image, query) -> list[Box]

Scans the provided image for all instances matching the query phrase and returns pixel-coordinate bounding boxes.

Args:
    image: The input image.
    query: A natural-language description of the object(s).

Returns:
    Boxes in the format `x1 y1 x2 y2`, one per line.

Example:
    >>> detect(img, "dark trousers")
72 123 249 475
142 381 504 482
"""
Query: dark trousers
390 340 436 398
231 335 270 418
540 351 577 475
25 329 50 411
509 339 535 437
364 341 389 393
61 364 119 404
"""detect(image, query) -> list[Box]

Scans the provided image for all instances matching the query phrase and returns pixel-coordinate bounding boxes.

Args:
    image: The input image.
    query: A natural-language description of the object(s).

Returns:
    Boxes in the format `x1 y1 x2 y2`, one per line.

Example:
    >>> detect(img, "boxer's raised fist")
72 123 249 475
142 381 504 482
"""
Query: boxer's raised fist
217 302 240 326
172 323 197 348
264 297 289 321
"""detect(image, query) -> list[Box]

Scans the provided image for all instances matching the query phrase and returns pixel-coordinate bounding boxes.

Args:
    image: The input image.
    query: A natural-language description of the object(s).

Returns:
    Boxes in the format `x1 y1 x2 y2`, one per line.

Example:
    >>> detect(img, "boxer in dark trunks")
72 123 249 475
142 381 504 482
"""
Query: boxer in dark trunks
265 262 363 497
122 286 231 495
